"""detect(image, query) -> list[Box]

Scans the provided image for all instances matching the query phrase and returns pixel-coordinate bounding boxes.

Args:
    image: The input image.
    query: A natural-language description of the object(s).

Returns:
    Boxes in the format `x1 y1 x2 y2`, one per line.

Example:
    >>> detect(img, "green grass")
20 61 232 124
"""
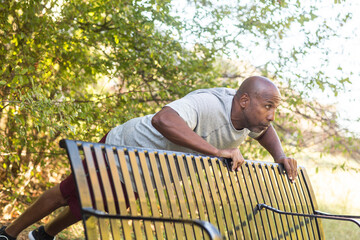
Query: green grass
299 151 360 240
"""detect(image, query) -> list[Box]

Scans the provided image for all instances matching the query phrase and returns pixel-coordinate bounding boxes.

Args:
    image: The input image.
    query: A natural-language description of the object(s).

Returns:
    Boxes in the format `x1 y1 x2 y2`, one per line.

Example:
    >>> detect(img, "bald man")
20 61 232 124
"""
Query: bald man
1 76 297 240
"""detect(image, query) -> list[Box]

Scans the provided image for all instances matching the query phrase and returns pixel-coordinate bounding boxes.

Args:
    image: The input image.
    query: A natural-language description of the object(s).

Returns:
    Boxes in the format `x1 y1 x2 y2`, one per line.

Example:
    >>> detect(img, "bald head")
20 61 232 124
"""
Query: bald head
237 76 280 100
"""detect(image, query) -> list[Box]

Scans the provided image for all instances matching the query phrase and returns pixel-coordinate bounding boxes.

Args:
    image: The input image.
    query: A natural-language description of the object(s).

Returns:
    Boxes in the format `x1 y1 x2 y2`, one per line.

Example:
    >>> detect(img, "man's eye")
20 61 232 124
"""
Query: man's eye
265 105 271 109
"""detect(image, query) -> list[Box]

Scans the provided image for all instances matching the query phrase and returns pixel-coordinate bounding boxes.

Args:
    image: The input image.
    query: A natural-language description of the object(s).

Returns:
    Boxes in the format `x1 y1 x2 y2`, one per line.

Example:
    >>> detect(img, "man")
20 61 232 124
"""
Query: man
0 76 297 240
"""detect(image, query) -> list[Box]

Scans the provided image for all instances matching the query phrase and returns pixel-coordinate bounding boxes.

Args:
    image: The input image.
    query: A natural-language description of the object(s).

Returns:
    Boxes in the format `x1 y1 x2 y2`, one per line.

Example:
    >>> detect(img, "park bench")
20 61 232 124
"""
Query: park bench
60 139 360 239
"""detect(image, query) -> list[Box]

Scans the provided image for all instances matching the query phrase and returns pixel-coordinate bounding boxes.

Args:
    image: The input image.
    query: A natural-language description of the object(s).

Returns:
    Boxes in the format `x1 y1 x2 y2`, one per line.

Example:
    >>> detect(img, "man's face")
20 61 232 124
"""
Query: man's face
243 90 281 133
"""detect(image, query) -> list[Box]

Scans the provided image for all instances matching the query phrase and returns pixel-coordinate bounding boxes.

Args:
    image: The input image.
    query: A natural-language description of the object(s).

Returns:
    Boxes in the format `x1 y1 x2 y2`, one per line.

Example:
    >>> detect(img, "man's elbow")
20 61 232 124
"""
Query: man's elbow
151 107 171 130
151 112 162 130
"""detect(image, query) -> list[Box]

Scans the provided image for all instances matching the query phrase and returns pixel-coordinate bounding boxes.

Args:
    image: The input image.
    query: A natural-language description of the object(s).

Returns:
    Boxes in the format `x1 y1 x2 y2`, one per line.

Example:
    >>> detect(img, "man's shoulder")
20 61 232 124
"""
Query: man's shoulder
187 87 236 97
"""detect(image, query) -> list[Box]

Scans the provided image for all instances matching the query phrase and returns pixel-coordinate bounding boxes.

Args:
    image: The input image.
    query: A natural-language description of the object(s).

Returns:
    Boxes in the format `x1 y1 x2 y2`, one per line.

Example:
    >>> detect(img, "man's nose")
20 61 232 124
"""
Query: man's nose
267 110 275 121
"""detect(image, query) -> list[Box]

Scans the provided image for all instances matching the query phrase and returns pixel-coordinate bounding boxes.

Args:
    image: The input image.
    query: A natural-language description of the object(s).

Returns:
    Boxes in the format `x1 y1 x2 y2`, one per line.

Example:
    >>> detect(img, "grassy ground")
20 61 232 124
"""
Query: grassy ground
2 150 359 239
298 151 360 240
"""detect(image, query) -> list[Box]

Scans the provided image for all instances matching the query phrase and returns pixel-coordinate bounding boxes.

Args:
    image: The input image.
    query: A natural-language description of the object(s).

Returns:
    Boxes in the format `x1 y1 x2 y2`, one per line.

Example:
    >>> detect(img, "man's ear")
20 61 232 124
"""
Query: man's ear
239 93 250 108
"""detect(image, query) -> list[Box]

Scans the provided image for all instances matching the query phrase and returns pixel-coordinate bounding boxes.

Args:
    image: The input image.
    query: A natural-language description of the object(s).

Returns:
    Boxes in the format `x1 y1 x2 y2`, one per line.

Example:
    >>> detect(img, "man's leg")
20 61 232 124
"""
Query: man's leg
4 184 67 237
44 206 79 236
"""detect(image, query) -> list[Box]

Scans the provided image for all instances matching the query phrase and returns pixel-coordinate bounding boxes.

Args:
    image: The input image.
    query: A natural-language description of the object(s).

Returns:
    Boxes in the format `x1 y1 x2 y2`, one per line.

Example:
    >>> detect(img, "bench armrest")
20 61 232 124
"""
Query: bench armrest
257 203 360 228
314 210 360 219
82 207 223 240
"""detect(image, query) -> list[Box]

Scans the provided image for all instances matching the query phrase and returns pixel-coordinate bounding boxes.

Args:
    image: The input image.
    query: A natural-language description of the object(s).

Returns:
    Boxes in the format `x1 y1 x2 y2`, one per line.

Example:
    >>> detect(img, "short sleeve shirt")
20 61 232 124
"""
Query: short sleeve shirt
105 88 259 153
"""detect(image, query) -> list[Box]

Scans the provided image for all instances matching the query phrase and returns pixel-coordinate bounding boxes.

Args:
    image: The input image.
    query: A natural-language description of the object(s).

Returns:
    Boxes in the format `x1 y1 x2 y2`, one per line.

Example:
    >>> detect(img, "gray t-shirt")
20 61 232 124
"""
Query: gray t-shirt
105 88 260 152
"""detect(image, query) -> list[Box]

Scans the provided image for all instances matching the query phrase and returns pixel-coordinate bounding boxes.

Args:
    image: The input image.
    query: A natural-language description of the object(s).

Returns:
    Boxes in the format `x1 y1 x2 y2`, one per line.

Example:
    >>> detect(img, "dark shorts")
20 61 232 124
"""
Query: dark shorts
59 134 138 220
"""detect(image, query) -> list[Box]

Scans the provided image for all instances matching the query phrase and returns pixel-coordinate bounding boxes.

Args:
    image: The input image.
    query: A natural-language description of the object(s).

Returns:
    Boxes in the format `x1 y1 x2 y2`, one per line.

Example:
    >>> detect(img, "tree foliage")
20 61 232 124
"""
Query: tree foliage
0 0 357 210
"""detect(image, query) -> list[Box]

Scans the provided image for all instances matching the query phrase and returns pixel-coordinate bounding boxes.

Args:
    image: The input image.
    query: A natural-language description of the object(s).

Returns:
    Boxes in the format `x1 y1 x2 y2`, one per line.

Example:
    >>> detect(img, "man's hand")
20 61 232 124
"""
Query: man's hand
276 157 297 183
217 148 245 171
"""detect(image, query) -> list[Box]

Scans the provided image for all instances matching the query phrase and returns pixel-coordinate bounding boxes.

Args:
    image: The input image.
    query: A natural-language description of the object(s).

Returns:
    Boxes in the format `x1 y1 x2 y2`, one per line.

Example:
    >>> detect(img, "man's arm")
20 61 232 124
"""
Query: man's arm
152 106 244 171
255 125 298 182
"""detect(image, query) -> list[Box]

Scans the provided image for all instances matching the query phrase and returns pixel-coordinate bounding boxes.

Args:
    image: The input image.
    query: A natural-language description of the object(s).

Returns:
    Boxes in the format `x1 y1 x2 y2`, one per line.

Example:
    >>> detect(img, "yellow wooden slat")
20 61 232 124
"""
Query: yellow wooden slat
227 164 251 239
209 158 236 239
279 168 304 240
94 146 121 240
194 156 220 233
71 142 92 208
248 162 272 239
299 167 324 239
291 179 314 240
105 146 131 239
167 153 194 239
116 149 142 239
185 155 208 239
128 150 153 239
158 152 184 238
177 154 202 239
67 141 97 239
148 152 173 239
138 151 163 239
273 165 298 239
218 159 245 239
236 164 258 238
84 216 99 240
254 163 279 239
260 164 287 240
294 168 316 240
83 144 108 239
266 165 293 239
287 176 312 239
302 168 325 239
241 162 266 239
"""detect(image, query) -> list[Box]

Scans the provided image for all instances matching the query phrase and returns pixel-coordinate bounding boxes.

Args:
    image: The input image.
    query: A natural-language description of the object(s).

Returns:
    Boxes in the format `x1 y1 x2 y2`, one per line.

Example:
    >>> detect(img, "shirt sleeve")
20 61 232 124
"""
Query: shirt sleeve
165 94 199 130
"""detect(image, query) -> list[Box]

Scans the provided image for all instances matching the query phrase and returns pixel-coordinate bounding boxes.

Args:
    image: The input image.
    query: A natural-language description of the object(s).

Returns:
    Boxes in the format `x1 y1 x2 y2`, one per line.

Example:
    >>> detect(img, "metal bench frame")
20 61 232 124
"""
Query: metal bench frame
60 139 359 239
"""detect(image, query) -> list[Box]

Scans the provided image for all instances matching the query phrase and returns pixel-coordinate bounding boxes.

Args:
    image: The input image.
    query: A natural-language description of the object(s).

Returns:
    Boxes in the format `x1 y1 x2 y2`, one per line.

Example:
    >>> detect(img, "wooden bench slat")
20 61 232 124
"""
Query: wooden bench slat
204 157 232 237
250 163 274 239
235 166 258 238
167 154 195 239
260 164 287 239
105 146 132 239
279 167 306 239
82 144 110 240
94 146 122 239
209 159 236 239
218 159 244 238
273 165 299 239
176 154 203 239
227 163 251 239
300 167 325 239
292 179 314 240
267 164 293 239
148 152 174 239
194 156 220 233
116 149 143 239
158 152 185 238
254 163 279 239
185 155 209 239
297 168 320 239
242 163 266 239
127 150 153 239
289 175 313 239
138 151 164 239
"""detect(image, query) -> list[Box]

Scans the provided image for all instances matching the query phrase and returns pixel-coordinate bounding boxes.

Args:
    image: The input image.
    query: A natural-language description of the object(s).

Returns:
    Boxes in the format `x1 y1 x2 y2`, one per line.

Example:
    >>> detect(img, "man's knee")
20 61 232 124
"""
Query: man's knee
43 184 68 206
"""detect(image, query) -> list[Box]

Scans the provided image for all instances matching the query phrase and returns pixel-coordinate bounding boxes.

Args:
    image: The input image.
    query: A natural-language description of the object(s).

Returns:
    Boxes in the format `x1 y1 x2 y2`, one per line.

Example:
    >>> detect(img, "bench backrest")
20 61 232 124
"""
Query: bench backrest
60 139 324 239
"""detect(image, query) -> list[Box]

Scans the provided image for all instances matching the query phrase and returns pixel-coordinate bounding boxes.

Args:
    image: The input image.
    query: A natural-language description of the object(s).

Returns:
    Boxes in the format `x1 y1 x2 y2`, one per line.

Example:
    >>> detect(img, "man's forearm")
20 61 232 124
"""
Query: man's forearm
256 125 286 162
